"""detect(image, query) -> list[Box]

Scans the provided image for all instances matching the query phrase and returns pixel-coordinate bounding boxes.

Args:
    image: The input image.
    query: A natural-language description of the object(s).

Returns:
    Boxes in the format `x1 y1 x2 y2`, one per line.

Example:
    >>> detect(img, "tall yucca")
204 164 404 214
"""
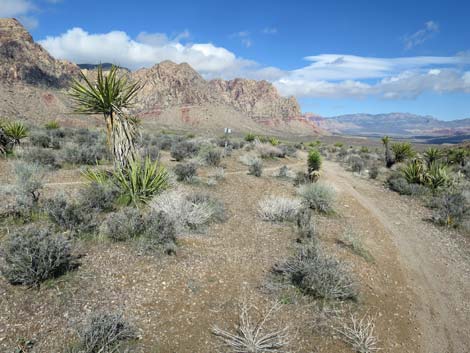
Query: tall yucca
381 135 394 168
68 65 142 169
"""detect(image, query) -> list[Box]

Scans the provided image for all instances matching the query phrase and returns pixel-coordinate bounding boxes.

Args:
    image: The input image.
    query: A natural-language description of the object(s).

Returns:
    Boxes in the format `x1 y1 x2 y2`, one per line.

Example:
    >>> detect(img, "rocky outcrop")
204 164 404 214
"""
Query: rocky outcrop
131 60 301 120
0 18 79 88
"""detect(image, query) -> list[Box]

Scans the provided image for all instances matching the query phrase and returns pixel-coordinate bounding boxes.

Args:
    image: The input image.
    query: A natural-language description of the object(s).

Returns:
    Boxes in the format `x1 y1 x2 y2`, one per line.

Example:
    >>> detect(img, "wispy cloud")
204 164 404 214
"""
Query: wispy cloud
262 27 277 34
230 30 253 48
404 20 440 50
0 0 61 29
39 27 470 100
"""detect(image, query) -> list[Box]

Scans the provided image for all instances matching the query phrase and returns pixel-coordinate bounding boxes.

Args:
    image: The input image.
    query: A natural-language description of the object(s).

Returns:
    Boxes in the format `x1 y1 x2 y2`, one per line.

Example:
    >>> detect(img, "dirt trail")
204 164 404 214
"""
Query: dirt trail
322 160 470 353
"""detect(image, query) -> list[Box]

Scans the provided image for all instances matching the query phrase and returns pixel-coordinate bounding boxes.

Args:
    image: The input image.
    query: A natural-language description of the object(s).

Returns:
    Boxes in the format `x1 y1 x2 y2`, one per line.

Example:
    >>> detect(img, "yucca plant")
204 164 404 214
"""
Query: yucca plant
44 120 60 130
81 167 111 184
114 156 169 206
244 133 256 142
307 149 322 175
268 137 280 146
381 136 394 168
423 147 441 168
402 159 426 184
3 121 29 145
425 162 449 190
68 65 142 169
391 142 415 163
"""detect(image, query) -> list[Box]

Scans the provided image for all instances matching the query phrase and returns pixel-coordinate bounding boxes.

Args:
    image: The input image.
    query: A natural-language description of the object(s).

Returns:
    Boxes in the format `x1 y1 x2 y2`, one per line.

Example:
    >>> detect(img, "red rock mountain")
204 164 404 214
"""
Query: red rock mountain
0 18 321 135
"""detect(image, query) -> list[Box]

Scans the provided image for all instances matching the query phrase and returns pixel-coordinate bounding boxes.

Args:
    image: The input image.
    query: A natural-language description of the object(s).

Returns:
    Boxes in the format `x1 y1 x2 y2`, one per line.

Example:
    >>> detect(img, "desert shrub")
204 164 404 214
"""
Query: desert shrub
151 190 225 232
23 147 59 168
462 163 470 180
72 312 137 353
268 137 280 146
334 142 344 148
278 144 297 157
298 183 336 213
337 147 348 160
276 165 295 179
100 207 144 241
424 147 442 167
256 143 285 159
73 128 101 145
171 140 199 161
0 227 77 286
258 196 302 222
431 192 469 227
248 158 263 177
114 157 169 206
273 243 357 300
295 207 316 241
369 165 379 179
6 161 44 218
140 210 177 254
293 171 311 186
63 143 107 165
348 155 364 173
308 149 322 173
45 121 60 130
335 314 380 353
174 162 198 182
203 148 222 166
391 142 414 162
44 193 96 233
387 174 428 196
140 145 160 161
30 132 51 148
78 182 119 212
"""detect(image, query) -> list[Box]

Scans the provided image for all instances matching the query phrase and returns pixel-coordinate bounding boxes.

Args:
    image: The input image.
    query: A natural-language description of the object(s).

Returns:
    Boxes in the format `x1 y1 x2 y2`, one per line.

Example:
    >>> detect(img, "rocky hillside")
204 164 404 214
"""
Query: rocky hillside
308 113 470 137
0 18 79 88
0 18 318 135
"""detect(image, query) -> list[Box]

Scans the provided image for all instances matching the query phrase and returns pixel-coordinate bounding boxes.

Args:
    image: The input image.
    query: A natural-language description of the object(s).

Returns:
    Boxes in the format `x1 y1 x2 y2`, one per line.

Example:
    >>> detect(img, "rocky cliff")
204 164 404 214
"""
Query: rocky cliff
0 18 79 88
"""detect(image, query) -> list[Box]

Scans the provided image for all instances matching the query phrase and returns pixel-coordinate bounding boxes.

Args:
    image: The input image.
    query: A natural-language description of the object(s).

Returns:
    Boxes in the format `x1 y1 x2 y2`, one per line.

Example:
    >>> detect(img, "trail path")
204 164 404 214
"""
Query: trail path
322 160 470 353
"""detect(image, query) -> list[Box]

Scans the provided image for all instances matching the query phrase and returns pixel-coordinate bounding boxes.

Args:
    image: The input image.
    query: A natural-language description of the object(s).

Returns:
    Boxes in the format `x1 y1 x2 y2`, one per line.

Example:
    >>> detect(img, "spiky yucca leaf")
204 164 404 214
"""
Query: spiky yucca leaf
423 147 442 167
402 159 426 184
114 156 169 206
3 121 28 144
81 167 111 184
425 162 449 190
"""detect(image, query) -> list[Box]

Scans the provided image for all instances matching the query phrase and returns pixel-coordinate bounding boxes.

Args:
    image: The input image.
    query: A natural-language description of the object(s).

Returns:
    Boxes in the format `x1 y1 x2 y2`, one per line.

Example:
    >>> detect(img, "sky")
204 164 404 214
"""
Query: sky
1 0 470 121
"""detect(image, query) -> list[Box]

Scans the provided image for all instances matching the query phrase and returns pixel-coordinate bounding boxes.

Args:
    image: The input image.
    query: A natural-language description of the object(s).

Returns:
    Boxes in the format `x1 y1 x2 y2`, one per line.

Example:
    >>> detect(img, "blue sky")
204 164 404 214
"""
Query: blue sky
2 0 470 120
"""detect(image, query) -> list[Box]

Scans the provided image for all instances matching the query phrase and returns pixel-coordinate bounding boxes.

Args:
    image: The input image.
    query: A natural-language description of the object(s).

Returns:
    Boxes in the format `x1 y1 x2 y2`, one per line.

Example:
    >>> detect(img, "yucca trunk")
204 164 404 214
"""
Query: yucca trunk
104 111 136 170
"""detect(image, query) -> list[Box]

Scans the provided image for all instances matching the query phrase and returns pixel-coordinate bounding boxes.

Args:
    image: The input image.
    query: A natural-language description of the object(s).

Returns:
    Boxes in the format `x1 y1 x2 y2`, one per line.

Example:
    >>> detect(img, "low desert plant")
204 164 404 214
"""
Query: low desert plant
258 196 302 222
402 159 426 184
256 143 285 159
335 314 380 353
174 162 198 182
295 207 316 241
425 162 450 190
139 210 177 254
23 147 59 168
212 300 289 353
431 192 469 227
100 207 145 241
71 312 137 353
244 133 256 142
44 120 60 130
338 231 374 263
78 182 119 212
30 132 51 148
171 140 199 161
308 149 322 174
348 155 364 173
391 142 414 162
203 148 222 166
368 165 379 179
273 243 357 300
63 143 107 165
423 147 442 167
268 137 280 146
248 158 263 177
114 156 169 206
297 183 336 213
3 121 28 145
1 227 77 286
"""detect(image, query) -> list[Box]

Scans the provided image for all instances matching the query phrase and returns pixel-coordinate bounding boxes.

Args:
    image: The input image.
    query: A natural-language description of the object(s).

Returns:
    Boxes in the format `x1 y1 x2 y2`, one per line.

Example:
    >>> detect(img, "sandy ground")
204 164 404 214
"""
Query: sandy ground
0 154 469 352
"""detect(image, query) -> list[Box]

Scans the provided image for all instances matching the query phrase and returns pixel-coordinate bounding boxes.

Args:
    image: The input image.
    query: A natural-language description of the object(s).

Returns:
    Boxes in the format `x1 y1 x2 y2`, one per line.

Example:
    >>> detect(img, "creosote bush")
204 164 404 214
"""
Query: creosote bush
273 243 357 301
248 158 263 177
78 182 119 212
100 207 144 242
23 147 60 169
297 183 336 214
203 148 222 166
170 140 199 161
258 196 302 222
1 227 77 286
63 143 107 165
431 191 469 227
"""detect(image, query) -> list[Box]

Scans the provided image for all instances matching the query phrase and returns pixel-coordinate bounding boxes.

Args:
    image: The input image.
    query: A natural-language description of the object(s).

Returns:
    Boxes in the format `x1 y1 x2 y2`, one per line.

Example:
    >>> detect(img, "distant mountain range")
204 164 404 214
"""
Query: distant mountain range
307 113 470 138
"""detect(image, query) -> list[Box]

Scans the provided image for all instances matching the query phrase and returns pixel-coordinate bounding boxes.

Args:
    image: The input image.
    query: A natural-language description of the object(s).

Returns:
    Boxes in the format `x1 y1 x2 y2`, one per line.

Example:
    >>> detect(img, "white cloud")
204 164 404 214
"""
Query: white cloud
0 0 35 17
38 27 470 100
404 20 440 50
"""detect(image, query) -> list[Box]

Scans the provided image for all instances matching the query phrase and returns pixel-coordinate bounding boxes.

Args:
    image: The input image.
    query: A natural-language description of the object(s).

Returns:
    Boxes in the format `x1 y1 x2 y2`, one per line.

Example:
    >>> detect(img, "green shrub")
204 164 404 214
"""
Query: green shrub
334 142 344 148
423 147 442 167
391 142 415 162
297 183 335 213
268 137 280 146
425 162 450 190
174 162 198 182
402 159 426 184
273 243 357 300
368 165 379 179
387 174 428 196
1 227 77 286
308 149 322 174
44 121 60 130
114 157 169 206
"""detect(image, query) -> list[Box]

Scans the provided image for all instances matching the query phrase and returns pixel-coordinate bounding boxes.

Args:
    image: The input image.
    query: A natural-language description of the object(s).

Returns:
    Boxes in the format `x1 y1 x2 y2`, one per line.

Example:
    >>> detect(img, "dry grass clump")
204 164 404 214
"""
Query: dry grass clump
212 300 289 353
273 243 358 301
151 190 226 232
68 312 137 353
334 314 380 353
255 143 284 159
1 226 78 286
258 196 302 222
338 231 374 263
297 183 336 214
